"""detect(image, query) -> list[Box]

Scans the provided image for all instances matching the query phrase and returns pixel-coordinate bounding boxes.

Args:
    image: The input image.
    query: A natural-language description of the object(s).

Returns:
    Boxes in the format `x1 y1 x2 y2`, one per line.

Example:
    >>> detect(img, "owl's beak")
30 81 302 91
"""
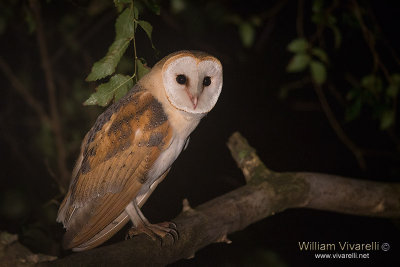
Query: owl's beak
191 96 198 109
185 88 199 109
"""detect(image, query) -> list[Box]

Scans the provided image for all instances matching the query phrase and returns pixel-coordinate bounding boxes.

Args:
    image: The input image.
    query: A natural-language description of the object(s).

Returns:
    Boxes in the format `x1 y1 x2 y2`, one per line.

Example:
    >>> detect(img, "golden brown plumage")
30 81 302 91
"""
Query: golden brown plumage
59 87 172 250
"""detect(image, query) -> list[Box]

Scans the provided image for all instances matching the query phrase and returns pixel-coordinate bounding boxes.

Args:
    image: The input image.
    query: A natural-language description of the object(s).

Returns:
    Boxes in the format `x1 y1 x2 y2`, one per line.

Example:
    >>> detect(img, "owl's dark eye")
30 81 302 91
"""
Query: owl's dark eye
203 76 211 86
176 74 187 85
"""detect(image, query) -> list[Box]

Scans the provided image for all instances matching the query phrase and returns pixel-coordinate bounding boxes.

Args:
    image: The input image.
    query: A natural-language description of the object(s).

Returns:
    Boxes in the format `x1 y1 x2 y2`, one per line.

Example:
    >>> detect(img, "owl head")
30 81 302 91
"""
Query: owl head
150 50 223 114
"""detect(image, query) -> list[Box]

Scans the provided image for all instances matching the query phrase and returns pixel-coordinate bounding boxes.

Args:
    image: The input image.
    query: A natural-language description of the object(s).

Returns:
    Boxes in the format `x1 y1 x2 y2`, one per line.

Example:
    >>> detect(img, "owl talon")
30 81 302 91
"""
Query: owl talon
126 221 178 245
169 222 178 229
159 222 179 242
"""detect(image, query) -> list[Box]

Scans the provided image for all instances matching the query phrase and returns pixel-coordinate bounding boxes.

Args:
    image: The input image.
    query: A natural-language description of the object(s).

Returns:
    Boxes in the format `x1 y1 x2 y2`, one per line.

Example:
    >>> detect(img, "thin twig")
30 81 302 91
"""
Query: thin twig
352 0 398 140
0 56 50 124
328 83 345 107
132 3 138 83
255 16 275 52
44 159 66 194
314 84 367 170
367 6 400 66
255 0 289 51
280 76 311 96
29 0 70 189
309 1 339 47
261 0 289 20
352 0 391 82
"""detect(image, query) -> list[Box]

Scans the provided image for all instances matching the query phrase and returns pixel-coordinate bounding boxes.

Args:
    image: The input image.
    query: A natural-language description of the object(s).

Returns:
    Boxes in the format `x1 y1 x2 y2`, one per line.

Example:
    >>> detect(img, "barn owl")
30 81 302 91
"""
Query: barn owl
57 50 223 251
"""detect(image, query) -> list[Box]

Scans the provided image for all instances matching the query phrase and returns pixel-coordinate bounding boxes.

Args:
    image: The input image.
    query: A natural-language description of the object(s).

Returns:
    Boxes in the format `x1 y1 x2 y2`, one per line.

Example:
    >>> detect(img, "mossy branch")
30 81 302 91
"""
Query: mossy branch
37 132 400 266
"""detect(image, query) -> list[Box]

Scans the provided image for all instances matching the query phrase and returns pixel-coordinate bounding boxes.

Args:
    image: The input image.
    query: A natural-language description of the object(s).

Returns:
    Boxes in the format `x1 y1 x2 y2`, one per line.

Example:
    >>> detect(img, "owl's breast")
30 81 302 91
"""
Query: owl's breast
135 133 188 205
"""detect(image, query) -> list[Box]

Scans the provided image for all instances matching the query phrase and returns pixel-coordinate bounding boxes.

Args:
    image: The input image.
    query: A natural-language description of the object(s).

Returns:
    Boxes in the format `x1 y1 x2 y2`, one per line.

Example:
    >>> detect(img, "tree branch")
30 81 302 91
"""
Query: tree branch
228 132 399 217
0 56 50 125
314 83 367 170
29 0 69 190
39 132 400 266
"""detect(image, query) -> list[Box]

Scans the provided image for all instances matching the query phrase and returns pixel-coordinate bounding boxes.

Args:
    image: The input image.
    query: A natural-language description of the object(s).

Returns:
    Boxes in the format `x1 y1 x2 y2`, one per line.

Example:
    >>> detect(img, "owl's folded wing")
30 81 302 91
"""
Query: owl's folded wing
57 87 173 249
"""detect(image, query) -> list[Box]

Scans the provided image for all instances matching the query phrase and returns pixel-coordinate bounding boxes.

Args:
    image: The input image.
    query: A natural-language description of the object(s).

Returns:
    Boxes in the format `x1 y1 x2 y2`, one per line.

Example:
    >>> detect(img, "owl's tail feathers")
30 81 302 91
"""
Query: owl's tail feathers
63 210 130 252
56 191 72 227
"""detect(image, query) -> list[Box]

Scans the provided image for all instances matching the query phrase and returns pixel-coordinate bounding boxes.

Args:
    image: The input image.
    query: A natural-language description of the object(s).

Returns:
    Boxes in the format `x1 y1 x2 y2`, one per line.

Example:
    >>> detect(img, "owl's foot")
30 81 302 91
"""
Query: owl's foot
126 221 178 245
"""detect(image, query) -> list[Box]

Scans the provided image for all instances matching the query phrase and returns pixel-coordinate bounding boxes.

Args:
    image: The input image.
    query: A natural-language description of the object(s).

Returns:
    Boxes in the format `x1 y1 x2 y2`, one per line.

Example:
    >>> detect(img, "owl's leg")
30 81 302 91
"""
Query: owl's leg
125 201 178 244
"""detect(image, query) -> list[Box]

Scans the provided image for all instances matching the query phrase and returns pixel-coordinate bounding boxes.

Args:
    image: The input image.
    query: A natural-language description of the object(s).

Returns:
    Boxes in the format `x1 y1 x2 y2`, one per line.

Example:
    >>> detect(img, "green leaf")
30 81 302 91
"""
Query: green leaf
311 13 323 24
142 0 161 15
345 97 362 122
286 53 311 72
114 0 132 13
327 14 337 26
86 8 136 81
133 6 139 20
330 25 342 48
361 74 382 95
84 74 133 106
311 47 329 63
171 0 186 14
312 0 324 13
138 20 155 48
115 8 136 39
238 22 255 48
310 60 326 84
86 38 131 81
380 109 395 130
287 38 309 53
116 55 135 75
114 84 129 102
387 73 400 98
114 0 132 4
346 88 360 101
391 73 400 84
137 59 150 80
387 84 398 98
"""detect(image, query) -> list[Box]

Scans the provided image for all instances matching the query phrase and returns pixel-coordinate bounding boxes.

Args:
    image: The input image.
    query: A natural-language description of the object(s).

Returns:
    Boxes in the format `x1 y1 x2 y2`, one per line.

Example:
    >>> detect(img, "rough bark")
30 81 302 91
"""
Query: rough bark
37 132 400 266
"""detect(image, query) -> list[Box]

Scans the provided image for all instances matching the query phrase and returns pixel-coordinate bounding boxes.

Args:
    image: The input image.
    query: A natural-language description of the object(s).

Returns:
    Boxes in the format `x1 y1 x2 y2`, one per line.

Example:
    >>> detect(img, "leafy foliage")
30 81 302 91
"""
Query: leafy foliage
286 38 327 85
345 73 400 130
287 38 308 53
284 0 399 132
310 60 326 85
286 53 311 73
86 38 131 81
84 74 134 106
85 0 157 107
137 20 154 48
137 58 150 78
225 13 261 48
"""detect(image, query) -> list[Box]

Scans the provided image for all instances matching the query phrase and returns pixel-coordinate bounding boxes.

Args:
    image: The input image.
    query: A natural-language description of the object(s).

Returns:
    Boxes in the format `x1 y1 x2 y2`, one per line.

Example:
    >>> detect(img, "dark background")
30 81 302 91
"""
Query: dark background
0 0 399 266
